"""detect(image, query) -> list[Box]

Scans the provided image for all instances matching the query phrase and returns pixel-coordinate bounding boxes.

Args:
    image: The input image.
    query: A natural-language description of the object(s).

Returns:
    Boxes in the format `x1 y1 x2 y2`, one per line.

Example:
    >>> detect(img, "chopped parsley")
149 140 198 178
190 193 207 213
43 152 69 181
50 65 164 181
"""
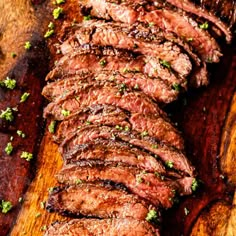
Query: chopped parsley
152 144 158 149
48 187 56 194
0 77 16 90
24 41 32 50
141 131 148 137
115 125 123 130
83 15 91 21
53 7 63 19
199 22 209 30
75 179 83 184
48 22 55 29
44 29 54 38
166 161 173 168
124 126 130 131
55 0 65 4
48 120 56 133
99 59 107 67
17 130 26 138
160 60 171 69
20 151 33 161
119 83 127 93
35 212 41 218
5 142 13 155
146 209 158 223
1 200 12 214
172 83 181 91
40 225 47 231
148 22 155 27
136 176 143 184
11 52 17 58
61 109 70 117
191 178 198 191
0 107 14 122
187 38 193 42
20 92 30 102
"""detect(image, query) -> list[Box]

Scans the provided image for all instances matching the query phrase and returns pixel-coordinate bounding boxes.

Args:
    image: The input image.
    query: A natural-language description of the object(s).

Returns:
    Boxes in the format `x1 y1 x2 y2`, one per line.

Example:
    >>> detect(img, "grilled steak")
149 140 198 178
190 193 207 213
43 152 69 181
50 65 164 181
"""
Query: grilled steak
63 139 170 176
60 20 192 77
164 0 232 42
56 161 194 208
43 82 167 120
42 71 179 103
46 44 186 88
46 183 158 220
54 105 184 150
60 125 194 176
79 0 222 62
44 218 160 236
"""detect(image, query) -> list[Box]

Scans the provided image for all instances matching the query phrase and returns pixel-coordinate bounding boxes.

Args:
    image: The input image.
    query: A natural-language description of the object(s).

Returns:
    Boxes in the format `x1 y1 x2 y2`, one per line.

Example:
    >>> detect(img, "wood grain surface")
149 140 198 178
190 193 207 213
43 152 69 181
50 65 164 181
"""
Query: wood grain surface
1 0 235 235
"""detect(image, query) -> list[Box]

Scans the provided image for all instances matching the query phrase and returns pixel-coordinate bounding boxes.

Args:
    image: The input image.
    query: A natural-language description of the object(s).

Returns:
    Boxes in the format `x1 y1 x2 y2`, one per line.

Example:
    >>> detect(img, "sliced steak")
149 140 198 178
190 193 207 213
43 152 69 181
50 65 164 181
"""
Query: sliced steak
79 0 222 62
60 125 194 176
42 71 179 103
61 20 192 77
54 105 184 150
46 183 158 220
43 82 166 120
165 0 232 42
46 44 186 88
63 139 170 176
56 161 194 208
44 218 160 236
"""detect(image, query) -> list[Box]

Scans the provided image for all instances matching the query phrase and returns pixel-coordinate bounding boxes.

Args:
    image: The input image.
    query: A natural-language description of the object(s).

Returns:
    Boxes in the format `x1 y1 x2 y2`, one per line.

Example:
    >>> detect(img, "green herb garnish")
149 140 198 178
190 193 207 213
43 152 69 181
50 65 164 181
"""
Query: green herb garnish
0 77 16 90
191 178 198 191
1 200 12 214
199 22 209 30
44 29 54 38
83 15 91 21
20 92 30 102
166 161 174 168
0 107 14 122
160 60 171 69
20 151 33 161
5 142 13 155
146 209 158 222
24 41 32 50
61 109 70 117
99 59 107 67
17 130 26 138
53 7 63 19
48 120 56 133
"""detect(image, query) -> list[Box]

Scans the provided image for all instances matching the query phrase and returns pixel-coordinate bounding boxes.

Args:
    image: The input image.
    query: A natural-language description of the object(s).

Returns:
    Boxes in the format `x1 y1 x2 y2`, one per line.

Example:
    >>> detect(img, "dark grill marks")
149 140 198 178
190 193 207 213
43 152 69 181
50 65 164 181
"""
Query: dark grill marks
60 125 194 176
44 218 160 236
56 161 194 208
60 20 192 77
46 183 158 220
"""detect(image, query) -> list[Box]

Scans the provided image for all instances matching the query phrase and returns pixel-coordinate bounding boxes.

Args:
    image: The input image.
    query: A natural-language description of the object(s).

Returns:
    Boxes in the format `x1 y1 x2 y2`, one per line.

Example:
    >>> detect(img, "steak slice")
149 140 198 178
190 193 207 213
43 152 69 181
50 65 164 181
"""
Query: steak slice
46 44 186 88
79 0 222 62
165 0 232 42
63 139 171 176
43 82 166 120
44 218 160 236
46 183 158 220
60 125 194 176
42 71 179 103
61 20 192 77
54 105 184 150
56 161 194 208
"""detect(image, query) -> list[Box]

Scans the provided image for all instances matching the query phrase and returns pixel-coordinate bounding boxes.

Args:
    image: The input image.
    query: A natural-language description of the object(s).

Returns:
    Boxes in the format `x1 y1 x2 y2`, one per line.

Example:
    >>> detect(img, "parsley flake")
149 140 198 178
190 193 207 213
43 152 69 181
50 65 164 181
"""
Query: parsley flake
20 92 30 102
0 107 14 122
20 151 33 161
53 7 63 19
24 41 31 50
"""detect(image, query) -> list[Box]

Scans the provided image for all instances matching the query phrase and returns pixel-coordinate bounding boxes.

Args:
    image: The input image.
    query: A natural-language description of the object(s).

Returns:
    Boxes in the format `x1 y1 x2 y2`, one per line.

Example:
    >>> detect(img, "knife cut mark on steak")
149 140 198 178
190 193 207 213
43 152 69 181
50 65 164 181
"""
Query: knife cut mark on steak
46 183 158 220
60 125 194 176
56 161 194 208
44 218 160 236
46 44 187 88
43 82 167 120
43 70 179 103
60 20 192 77
53 104 184 150
78 0 222 62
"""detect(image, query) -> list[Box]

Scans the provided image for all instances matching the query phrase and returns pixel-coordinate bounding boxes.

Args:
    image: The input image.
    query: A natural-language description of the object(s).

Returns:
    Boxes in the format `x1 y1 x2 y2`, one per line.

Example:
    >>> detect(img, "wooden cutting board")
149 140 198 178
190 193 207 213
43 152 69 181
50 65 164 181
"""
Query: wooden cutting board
1 0 235 235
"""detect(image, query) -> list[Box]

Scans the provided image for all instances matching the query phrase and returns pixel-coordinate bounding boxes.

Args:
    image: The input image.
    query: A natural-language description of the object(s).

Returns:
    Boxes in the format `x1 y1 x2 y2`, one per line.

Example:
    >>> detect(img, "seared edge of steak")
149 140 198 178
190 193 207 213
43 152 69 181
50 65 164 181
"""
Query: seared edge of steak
59 125 194 176
56 161 195 208
46 182 158 220
44 218 160 236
